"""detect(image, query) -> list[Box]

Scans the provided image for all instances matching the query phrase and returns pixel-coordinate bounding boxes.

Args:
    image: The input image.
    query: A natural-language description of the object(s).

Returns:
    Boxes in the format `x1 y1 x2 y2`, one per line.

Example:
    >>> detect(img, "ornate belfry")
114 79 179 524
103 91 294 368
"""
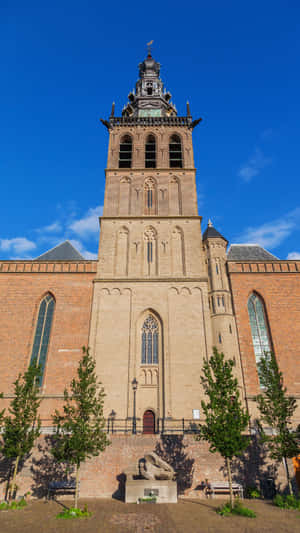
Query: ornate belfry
89 50 241 432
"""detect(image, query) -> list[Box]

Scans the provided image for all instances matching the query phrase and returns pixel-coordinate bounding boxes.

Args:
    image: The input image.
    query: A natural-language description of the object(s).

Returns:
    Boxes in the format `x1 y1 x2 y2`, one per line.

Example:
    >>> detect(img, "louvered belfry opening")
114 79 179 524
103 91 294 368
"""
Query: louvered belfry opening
169 134 183 168
145 134 156 168
143 410 156 434
119 135 132 168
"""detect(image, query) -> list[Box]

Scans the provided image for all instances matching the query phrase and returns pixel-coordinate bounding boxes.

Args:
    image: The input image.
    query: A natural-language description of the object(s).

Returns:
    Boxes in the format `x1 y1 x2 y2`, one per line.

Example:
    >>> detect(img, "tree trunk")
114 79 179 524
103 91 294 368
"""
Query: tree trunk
74 463 80 509
10 455 20 501
283 457 293 496
226 456 234 509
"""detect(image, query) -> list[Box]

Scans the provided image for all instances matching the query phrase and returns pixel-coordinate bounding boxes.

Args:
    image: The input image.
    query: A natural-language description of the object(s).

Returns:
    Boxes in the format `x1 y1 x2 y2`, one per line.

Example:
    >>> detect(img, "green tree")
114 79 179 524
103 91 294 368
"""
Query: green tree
255 352 300 496
196 348 250 508
51 347 110 509
1 363 41 500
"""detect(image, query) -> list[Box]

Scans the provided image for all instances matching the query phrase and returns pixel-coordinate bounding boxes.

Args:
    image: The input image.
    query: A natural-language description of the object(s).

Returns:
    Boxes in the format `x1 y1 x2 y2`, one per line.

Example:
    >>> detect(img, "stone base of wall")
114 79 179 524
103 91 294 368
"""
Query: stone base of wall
0 434 297 500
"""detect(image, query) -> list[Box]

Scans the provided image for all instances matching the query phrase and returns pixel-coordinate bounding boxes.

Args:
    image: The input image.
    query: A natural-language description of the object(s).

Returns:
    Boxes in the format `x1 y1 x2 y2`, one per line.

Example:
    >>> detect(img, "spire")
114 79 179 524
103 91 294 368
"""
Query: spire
121 50 177 118
203 220 228 243
147 39 154 57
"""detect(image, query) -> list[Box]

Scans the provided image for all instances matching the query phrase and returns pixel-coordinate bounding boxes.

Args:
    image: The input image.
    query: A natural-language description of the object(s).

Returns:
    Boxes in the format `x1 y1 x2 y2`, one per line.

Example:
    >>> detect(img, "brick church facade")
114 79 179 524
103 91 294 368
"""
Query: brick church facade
0 52 299 496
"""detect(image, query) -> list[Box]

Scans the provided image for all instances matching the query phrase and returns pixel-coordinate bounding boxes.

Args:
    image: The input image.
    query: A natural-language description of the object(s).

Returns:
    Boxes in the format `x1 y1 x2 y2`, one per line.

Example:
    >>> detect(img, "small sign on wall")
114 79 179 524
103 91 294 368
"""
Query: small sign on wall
192 409 200 420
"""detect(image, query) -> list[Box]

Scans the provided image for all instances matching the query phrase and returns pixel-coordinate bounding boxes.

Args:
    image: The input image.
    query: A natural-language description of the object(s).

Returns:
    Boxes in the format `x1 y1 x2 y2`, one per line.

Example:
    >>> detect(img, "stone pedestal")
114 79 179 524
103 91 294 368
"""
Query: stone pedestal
125 479 177 503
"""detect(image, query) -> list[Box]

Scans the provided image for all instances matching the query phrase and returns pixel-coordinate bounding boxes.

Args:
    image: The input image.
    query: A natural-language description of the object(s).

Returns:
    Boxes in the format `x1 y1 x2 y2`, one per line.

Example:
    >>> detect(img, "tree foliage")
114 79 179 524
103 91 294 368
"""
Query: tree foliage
1 363 41 458
255 352 300 495
1 363 41 499
196 347 250 507
51 346 110 508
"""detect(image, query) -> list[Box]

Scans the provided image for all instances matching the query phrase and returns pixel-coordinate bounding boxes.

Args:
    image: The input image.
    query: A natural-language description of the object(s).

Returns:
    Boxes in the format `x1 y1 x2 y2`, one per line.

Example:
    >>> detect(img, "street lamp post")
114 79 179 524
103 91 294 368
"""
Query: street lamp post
132 378 138 434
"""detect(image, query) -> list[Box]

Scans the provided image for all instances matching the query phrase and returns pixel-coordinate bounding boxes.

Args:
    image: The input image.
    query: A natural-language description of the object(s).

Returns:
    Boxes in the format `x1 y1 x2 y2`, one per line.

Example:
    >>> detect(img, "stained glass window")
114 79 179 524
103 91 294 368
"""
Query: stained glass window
30 293 55 386
141 315 159 365
248 293 271 383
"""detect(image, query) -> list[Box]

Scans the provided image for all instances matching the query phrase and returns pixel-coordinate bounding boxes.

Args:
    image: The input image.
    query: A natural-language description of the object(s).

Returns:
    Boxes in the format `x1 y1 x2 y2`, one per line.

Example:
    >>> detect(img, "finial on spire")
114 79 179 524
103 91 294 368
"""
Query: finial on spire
147 40 154 57
186 101 191 117
110 102 115 118
208 219 213 227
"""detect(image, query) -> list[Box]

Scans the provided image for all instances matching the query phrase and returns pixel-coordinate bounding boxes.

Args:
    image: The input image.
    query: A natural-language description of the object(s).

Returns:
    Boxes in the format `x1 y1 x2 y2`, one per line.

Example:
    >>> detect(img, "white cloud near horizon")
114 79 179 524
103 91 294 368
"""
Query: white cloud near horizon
0 237 37 255
69 205 103 238
236 207 300 249
287 251 300 260
238 147 272 182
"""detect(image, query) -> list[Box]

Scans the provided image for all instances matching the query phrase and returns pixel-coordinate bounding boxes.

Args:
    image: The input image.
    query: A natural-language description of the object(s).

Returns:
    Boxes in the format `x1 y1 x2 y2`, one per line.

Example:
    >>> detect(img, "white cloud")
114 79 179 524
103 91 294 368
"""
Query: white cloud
236 208 300 249
238 148 272 182
287 252 300 260
37 221 62 234
69 239 98 260
69 206 103 238
0 237 36 254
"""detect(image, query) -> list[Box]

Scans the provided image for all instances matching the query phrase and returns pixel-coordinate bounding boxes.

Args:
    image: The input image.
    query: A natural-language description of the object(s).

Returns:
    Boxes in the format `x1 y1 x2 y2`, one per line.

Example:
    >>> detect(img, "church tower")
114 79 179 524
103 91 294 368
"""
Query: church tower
89 51 215 430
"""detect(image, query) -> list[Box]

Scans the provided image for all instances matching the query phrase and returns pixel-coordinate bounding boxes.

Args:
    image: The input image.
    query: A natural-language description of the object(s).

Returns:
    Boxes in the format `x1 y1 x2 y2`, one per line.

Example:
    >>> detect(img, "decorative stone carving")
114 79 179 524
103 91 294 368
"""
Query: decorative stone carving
125 451 175 481
139 452 175 480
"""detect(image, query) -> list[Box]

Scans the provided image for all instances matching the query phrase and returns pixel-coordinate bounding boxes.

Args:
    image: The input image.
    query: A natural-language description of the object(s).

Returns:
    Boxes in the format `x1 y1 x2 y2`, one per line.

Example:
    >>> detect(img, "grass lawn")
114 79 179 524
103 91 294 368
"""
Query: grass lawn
0 498 299 532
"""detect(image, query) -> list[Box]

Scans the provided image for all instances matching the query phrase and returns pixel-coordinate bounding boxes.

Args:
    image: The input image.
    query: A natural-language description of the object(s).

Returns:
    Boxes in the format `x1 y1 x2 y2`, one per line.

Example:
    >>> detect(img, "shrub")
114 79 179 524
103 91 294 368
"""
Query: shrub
273 494 300 510
56 505 92 519
217 499 256 518
0 498 27 511
245 486 262 499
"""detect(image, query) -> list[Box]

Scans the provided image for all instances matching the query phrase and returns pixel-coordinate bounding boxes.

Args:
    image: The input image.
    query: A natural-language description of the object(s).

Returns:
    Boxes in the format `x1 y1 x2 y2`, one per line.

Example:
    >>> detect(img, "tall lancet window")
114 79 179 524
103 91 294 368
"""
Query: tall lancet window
141 315 159 365
145 135 156 168
248 293 272 382
119 135 132 168
30 293 55 386
144 227 156 276
169 134 183 168
144 178 156 215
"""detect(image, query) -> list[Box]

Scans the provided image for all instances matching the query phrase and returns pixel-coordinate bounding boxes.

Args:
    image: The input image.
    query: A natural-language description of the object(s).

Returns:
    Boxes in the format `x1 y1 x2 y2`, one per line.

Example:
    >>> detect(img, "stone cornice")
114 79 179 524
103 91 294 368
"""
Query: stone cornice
100 215 202 221
93 277 208 283
105 168 197 173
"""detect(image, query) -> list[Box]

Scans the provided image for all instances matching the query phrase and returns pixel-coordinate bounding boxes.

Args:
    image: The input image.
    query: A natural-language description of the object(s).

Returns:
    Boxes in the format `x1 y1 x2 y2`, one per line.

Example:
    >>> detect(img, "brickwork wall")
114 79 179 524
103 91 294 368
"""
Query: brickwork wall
0 434 295 500
228 261 300 423
0 262 96 421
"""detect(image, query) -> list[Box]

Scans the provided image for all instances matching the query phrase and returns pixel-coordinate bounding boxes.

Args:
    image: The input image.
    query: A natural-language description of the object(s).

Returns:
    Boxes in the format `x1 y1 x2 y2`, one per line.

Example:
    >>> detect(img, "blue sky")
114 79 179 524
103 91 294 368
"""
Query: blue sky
1 1 299 260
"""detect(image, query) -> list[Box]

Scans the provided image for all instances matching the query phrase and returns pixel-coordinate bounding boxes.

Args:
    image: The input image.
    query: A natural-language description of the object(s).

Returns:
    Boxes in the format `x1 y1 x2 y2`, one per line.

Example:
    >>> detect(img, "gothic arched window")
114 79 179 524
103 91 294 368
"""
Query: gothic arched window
30 293 55 386
119 135 132 168
141 315 159 365
169 134 183 168
248 293 272 370
145 135 156 168
144 178 156 214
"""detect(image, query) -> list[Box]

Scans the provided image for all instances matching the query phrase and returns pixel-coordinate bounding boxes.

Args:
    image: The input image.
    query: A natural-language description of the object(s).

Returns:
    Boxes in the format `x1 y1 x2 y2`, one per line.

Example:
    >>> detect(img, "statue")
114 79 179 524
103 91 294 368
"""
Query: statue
125 451 175 481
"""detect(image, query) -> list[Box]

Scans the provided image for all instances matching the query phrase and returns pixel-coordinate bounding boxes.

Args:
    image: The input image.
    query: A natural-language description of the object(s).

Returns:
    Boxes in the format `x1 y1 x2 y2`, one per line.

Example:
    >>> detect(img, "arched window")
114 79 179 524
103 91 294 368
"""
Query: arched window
144 178 156 215
145 135 156 168
248 293 272 370
141 315 159 365
30 293 55 386
169 134 183 168
119 135 132 168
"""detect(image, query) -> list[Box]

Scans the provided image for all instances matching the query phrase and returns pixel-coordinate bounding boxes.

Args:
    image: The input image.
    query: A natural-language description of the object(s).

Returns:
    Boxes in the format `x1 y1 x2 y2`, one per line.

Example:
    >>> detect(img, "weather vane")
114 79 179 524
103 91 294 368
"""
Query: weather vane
147 40 154 56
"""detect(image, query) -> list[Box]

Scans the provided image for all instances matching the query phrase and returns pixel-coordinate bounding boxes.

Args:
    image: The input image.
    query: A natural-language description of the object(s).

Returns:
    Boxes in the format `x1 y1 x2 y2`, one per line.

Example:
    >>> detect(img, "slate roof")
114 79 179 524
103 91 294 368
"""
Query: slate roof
202 223 228 243
34 241 85 261
227 244 278 261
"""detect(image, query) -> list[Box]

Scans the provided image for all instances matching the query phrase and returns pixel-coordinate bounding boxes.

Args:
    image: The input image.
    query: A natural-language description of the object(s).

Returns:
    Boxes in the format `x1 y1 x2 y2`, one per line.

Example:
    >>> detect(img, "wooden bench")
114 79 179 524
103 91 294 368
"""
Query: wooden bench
209 482 243 499
47 480 79 500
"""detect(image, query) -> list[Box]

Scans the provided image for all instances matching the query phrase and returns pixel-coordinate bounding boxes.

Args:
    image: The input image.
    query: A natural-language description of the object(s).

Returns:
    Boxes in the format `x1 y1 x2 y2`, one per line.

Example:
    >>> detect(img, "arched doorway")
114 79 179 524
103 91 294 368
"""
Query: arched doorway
143 410 155 434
